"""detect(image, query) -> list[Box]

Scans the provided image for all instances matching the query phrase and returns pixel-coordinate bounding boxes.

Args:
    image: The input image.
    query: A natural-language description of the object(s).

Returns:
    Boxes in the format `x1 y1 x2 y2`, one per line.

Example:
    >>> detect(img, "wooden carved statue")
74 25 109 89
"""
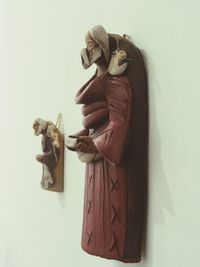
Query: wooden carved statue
66 25 148 263
33 115 64 192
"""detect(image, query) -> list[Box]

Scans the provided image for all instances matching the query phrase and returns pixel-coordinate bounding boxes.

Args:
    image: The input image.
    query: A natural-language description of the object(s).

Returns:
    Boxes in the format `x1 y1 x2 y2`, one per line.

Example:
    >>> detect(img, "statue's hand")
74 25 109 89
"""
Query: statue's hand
76 136 98 153
65 135 78 151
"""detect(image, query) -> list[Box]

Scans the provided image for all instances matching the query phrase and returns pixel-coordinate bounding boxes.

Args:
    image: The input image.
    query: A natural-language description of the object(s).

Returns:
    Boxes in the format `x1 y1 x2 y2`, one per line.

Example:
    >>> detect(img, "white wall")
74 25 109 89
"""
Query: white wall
1 0 200 266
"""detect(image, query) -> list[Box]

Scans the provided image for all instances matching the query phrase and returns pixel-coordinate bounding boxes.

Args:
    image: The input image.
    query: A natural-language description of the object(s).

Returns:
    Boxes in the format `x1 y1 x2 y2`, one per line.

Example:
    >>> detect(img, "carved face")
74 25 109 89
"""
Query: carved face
33 121 40 136
85 32 98 52
81 32 102 69
33 119 47 136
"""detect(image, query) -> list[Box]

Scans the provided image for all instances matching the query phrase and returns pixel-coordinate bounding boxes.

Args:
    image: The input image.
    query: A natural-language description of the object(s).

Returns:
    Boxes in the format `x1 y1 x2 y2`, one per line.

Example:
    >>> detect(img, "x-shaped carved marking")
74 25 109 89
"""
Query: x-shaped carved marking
110 231 118 255
87 231 93 245
89 175 93 187
109 177 119 193
87 199 93 214
111 205 120 224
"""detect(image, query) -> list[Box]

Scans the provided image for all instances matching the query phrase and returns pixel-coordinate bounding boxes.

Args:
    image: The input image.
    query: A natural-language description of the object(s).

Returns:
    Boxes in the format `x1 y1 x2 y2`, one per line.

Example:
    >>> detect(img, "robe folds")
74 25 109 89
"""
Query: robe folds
75 71 143 263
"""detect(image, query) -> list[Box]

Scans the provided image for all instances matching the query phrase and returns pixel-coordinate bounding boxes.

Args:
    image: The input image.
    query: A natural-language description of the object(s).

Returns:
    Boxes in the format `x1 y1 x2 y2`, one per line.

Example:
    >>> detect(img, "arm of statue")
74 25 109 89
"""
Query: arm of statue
76 136 102 163
94 76 132 166
66 134 102 163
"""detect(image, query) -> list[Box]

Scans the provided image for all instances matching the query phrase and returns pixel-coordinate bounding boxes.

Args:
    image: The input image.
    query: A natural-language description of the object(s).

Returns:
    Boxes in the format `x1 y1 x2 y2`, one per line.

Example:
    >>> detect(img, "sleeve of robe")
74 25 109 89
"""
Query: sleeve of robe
94 75 132 166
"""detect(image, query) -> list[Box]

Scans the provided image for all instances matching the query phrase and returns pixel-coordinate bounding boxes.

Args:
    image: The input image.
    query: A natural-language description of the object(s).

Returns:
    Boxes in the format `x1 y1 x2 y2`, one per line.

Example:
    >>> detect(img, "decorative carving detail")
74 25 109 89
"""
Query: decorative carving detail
89 175 93 187
87 199 93 214
87 231 93 245
111 205 120 224
110 232 118 255
109 177 119 192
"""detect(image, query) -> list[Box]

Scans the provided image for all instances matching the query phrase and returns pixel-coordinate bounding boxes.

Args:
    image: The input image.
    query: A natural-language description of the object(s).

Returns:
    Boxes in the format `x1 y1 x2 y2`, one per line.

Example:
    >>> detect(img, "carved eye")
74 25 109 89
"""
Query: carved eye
119 59 128 65
118 60 122 66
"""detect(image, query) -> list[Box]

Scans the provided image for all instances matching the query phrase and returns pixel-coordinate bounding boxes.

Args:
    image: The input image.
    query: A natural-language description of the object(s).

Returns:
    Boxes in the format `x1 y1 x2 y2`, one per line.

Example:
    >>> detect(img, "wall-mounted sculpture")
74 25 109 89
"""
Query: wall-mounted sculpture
66 25 148 263
33 114 64 192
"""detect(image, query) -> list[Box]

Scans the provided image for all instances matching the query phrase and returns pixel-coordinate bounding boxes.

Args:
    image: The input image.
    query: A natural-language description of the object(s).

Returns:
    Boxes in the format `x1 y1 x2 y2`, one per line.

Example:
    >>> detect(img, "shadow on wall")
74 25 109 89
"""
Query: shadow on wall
113 49 175 267
142 49 175 221
57 120 67 209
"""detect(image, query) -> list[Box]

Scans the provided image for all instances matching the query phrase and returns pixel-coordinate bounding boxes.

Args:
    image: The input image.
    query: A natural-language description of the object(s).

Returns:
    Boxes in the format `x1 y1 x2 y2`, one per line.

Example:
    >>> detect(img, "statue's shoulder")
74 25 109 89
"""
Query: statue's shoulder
106 74 131 89
106 74 132 100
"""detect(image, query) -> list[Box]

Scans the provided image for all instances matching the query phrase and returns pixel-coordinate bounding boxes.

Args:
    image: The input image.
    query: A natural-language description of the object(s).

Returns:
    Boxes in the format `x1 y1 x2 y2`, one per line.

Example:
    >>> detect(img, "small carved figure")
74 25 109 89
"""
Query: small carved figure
33 117 64 191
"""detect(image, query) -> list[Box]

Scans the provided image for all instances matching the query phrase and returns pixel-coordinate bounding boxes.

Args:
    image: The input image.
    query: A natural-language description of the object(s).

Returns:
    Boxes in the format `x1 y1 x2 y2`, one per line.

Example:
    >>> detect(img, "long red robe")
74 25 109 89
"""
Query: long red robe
75 71 140 262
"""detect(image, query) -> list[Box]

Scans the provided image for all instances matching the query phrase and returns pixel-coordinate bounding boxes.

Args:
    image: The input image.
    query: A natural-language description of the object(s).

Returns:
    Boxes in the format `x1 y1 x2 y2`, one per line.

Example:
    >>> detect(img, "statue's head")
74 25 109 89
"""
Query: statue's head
81 25 110 69
80 25 132 76
33 118 47 136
